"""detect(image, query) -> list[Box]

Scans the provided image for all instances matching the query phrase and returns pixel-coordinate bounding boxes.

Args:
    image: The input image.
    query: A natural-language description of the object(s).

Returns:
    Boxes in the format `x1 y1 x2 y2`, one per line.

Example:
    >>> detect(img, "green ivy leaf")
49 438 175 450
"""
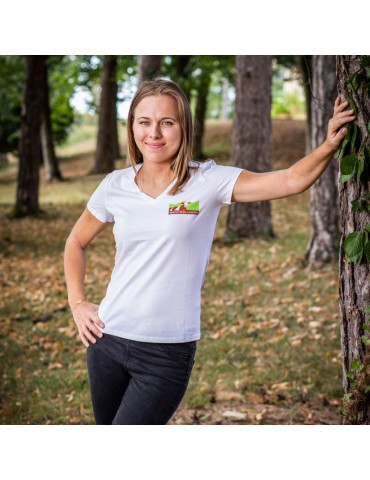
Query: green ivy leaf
344 231 364 260
361 57 370 68
339 407 345 416
361 335 370 346
343 393 352 400
365 306 370 314
368 122 370 134
364 241 370 262
350 358 364 372
348 99 357 115
356 157 365 186
363 323 370 331
339 174 354 183
351 199 365 212
340 154 357 175
351 124 358 150
364 224 370 233
364 385 370 394
347 371 355 380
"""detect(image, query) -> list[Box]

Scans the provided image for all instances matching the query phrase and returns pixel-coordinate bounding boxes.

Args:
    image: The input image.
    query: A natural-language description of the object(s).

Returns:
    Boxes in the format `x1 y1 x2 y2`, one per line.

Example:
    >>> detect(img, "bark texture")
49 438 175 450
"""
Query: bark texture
15 56 45 217
92 56 118 174
226 55 273 238
337 55 370 424
138 55 162 84
305 56 339 267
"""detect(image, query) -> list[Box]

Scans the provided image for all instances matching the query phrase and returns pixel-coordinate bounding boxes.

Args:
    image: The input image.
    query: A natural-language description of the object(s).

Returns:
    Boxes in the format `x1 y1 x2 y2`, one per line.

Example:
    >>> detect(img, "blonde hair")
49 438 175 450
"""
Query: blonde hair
127 77 199 195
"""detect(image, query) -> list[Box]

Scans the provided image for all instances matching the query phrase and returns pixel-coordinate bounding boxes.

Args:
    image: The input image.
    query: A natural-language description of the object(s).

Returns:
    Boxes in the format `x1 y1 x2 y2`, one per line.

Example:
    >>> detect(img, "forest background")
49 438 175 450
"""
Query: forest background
0 54 352 424
0 1 369 478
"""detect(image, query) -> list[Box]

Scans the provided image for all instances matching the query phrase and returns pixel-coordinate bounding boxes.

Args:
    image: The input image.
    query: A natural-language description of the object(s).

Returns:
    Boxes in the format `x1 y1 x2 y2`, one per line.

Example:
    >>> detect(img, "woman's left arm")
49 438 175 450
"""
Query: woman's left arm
232 97 356 203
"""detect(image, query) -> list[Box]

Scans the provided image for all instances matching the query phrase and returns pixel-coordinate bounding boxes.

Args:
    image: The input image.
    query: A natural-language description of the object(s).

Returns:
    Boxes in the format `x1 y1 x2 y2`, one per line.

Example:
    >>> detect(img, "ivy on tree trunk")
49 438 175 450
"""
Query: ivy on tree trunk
337 55 370 424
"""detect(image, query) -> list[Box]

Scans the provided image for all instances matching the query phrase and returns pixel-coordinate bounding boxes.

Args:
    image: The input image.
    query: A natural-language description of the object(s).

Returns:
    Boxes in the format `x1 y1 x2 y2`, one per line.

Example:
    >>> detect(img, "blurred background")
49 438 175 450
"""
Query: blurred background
0 55 352 424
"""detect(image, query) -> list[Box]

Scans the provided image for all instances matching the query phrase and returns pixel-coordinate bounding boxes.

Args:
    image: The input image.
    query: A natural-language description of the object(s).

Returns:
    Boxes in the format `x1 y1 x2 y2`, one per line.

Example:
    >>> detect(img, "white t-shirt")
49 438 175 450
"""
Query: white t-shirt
87 159 244 343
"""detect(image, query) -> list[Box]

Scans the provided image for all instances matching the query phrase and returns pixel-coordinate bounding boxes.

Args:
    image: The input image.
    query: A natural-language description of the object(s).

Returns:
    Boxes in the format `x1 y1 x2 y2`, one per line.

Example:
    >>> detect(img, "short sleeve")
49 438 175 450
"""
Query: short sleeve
86 173 114 223
203 161 244 205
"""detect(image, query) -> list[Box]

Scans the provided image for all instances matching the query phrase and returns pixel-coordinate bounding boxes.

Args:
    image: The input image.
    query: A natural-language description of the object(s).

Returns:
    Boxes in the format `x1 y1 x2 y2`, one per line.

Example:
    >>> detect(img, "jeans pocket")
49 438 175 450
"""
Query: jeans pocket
159 341 196 361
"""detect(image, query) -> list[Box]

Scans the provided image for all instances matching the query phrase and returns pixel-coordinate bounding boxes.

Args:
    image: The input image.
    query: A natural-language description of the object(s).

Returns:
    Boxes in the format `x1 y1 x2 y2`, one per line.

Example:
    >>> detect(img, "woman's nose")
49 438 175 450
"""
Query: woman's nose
149 123 161 137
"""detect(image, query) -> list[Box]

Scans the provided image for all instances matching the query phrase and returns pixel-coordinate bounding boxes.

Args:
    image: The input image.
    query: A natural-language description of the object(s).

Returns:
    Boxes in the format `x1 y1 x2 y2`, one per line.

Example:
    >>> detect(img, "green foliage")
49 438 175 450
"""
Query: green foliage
339 57 370 274
343 231 365 263
350 358 364 372
48 56 75 145
0 55 25 153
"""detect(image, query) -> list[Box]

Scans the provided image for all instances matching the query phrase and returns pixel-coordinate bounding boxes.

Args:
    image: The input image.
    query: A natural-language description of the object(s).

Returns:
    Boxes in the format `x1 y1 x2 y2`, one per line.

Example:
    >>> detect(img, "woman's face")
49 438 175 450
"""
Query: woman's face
132 95 182 166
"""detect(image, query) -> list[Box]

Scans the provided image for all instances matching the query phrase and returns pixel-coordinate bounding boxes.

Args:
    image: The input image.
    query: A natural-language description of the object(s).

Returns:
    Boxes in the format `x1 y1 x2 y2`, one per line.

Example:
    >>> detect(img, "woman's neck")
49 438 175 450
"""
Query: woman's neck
139 161 175 186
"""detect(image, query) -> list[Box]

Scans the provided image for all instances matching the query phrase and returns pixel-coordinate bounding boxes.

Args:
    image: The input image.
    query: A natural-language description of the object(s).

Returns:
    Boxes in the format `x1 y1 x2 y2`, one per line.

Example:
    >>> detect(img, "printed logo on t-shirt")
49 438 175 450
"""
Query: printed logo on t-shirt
168 201 200 215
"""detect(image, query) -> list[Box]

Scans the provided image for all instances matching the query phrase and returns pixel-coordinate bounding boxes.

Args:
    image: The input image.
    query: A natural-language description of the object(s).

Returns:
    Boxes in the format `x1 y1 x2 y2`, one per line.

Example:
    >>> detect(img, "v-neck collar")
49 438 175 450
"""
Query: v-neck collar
131 163 178 203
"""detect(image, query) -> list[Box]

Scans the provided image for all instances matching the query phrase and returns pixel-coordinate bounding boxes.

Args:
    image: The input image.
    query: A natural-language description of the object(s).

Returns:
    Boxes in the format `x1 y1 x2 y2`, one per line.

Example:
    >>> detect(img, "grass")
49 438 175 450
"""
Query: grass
0 118 342 424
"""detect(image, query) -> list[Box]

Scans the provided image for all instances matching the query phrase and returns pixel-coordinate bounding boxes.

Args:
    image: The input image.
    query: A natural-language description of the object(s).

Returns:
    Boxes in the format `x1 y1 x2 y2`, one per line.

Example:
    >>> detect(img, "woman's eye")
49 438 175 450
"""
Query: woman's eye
162 121 173 126
139 121 149 125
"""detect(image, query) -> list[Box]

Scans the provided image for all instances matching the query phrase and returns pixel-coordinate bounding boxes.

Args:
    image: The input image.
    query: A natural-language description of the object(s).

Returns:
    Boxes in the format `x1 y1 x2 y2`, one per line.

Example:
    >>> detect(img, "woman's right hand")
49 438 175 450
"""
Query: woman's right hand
72 301 105 348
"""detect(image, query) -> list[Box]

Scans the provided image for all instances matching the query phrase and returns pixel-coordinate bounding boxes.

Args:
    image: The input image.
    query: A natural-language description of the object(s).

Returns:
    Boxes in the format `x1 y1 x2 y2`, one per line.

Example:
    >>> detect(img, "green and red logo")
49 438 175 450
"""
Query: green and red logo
168 201 200 215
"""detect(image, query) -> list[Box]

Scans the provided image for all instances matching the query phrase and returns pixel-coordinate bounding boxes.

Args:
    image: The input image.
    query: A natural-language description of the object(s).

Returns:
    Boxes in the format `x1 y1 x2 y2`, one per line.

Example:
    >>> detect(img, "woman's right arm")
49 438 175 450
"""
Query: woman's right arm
64 208 111 348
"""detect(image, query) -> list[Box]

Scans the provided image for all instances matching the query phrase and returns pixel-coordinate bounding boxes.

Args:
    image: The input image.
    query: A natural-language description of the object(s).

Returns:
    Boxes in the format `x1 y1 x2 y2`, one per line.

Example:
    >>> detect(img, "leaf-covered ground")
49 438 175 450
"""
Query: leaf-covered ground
0 119 343 424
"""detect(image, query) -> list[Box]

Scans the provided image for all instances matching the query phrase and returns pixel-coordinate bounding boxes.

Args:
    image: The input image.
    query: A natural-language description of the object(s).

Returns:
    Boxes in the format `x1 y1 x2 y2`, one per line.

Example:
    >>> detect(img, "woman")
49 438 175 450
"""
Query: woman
64 77 355 425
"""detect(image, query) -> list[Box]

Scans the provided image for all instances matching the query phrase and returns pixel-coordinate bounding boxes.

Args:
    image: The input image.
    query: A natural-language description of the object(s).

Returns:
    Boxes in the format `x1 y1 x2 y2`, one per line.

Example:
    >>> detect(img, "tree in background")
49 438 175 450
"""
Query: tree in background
138 55 162 84
192 56 235 160
92 55 118 174
0 56 25 160
296 56 313 153
336 55 370 424
305 56 339 267
40 56 62 182
226 55 273 238
15 56 46 217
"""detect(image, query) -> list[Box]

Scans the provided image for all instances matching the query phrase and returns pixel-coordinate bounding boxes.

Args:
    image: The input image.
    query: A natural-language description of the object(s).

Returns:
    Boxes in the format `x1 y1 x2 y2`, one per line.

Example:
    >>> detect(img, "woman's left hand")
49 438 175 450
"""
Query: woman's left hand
325 96 356 153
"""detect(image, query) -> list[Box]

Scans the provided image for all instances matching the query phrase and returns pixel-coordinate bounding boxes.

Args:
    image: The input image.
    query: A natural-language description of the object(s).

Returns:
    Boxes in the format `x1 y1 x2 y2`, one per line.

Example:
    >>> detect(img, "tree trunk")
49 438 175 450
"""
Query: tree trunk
92 55 118 174
305 56 339 267
221 78 230 120
0 153 8 165
193 71 211 160
225 55 273 238
337 55 370 424
15 56 45 217
172 55 192 101
297 55 312 155
138 55 162 84
40 57 62 182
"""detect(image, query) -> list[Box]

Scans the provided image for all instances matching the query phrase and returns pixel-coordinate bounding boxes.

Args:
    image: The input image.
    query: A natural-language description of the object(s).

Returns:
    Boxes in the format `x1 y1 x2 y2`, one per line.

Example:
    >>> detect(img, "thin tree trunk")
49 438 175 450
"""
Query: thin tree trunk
297 55 312 155
225 55 273 239
92 55 118 174
0 153 8 165
15 56 45 217
305 56 339 267
337 55 370 424
221 78 230 120
138 55 162 84
40 57 62 182
193 71 211 160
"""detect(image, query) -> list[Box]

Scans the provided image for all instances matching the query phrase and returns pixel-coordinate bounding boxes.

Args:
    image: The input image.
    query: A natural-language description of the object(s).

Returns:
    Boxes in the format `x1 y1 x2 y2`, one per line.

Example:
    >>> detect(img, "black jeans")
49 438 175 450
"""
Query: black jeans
86 332 197 425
